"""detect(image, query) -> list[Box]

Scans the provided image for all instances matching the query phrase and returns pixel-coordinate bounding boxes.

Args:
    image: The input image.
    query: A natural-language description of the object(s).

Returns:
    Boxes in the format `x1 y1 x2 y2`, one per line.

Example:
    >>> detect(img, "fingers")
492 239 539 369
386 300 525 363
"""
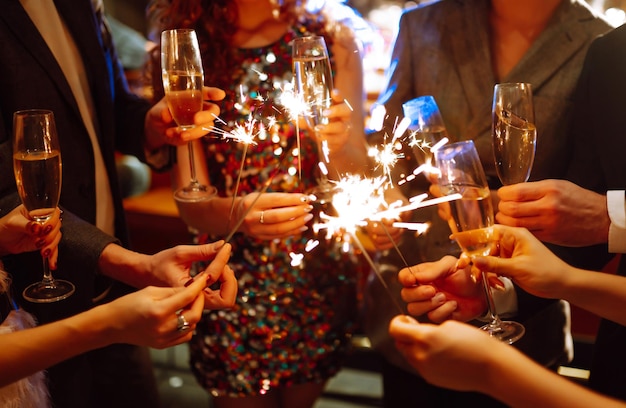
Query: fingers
202 244 237 309
203 86 226 101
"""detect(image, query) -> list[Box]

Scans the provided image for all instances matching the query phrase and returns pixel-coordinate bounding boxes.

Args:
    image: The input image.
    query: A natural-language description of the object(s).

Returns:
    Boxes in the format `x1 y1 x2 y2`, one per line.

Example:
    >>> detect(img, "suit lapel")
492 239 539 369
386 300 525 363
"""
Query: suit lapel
506 1 592 91
449 0 495 140
0 0 79 116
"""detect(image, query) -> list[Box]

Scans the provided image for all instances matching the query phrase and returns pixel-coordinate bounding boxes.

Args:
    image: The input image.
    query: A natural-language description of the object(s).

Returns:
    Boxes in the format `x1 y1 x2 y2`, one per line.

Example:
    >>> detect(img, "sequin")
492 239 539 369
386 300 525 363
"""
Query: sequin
188 23 367 398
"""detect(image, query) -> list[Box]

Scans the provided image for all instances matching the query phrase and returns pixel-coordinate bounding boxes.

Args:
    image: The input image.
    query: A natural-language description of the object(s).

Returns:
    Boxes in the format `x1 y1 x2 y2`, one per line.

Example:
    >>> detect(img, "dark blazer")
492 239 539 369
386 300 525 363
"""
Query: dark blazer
0 0 157 406
564 23 626 401
0 0 151 312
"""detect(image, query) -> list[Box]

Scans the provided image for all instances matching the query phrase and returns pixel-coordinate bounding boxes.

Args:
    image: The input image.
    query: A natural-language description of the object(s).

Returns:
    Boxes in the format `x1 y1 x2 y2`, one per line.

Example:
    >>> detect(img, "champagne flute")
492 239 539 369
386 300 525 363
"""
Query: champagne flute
434 140 524 343
402 95 449 167
292 35 333 183
13 109 75 303
161 28 216 203
492 83 537 185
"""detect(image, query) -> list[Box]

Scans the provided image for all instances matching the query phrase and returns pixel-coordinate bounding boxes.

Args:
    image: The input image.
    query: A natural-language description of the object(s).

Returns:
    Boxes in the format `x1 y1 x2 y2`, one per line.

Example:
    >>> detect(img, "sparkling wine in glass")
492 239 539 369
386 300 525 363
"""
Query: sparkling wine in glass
434 140 524 343
292 35 333 182
13 109 75 303
402 95 449 167
492 83 537 185
161 28 216 203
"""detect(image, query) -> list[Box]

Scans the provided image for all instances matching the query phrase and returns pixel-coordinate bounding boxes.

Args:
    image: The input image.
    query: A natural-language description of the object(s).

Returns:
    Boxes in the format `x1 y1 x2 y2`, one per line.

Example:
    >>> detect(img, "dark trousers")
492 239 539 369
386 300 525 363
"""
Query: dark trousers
46 343 161 408
381 359 507 408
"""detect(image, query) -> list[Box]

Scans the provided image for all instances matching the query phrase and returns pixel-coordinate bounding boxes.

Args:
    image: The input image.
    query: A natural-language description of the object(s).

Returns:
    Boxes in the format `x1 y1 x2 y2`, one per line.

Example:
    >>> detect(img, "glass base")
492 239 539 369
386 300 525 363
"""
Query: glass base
480 320 525 344
174 184 217 203
23 280 75 303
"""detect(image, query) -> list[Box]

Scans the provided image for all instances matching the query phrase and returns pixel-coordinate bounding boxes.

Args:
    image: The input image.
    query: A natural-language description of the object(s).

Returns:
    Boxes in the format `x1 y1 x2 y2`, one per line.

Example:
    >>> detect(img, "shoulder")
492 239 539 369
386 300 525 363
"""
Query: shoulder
560 0 614 34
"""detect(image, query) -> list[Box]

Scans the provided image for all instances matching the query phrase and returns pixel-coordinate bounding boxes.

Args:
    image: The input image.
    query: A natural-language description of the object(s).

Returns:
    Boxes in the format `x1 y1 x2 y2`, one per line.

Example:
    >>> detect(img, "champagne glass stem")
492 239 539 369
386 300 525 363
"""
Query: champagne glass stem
481 271 500 324
187 141 200 187
41 256 54 285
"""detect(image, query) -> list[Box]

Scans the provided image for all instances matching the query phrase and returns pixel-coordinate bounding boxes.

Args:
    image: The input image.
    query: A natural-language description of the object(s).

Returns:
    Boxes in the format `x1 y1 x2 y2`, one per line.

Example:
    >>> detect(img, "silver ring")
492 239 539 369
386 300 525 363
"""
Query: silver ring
260 210 265 224
176 312 190 333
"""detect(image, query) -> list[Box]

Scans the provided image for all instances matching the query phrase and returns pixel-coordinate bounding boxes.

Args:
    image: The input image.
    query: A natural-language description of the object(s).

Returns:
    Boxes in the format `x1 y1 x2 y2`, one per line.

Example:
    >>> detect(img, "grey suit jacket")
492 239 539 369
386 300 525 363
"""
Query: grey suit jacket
375 0 612 182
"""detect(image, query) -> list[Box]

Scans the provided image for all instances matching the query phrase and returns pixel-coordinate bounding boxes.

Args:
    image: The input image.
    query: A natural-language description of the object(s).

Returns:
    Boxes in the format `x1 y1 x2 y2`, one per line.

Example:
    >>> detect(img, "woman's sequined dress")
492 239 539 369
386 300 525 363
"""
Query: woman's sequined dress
188 26 367 397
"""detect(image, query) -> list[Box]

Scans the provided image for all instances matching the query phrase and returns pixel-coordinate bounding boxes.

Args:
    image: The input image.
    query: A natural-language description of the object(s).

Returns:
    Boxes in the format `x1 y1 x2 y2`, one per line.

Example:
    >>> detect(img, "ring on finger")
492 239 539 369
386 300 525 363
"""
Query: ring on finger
176 311 191 333
260 210 265 224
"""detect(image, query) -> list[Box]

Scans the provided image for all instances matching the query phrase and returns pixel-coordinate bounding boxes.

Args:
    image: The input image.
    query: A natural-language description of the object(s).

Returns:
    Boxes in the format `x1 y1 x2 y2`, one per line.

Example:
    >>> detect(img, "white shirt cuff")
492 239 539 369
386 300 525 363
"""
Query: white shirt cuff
477 277 518 320
607 190 626 254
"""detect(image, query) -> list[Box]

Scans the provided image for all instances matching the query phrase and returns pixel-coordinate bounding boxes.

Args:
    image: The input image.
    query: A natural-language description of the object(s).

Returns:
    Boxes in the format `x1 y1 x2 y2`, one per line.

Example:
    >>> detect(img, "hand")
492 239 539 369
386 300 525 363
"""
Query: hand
101 269 212 349
314 90 353 154
144 86 226 150
496 179 609 247
364 187 411 250
397 255 487 322
144 241 236 308
0 206 62 269
191 242 237 309
235 192 313 240
388 315 504 393
470 224 574 300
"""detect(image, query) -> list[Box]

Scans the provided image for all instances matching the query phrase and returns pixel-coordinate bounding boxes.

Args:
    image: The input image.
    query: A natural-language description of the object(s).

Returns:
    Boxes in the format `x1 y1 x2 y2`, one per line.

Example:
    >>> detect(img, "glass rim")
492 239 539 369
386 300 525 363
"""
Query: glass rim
14 109 54 117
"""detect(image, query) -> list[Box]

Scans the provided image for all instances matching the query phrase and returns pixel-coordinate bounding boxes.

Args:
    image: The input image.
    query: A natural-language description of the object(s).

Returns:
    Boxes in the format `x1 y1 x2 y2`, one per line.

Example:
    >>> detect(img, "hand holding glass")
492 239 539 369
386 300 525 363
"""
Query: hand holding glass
492 83 537 185
161 28 216 203
13 110 74 303
292 35 333 174
434 140 524 343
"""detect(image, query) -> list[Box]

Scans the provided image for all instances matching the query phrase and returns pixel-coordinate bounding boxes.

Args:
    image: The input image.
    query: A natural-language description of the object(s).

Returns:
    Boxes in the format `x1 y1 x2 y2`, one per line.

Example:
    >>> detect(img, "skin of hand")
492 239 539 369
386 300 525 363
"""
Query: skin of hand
389 315 504 393
364 187 411 251
397 256 487 323
0 206 62 269
496 179 609 247
98 241 237 310
234 192 313 240
314 89 354 155
389 314 626 408
98 268 212 349
467 224 575 299
0 268 218 388
144 86 226 151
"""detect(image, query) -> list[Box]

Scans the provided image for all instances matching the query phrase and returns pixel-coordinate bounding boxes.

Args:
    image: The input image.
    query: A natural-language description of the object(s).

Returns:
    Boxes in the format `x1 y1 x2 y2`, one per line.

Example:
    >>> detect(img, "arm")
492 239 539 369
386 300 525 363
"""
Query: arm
321 28 370 177
389 315 625 408
469 224 626 327
97 241 237 310
0 269 214 387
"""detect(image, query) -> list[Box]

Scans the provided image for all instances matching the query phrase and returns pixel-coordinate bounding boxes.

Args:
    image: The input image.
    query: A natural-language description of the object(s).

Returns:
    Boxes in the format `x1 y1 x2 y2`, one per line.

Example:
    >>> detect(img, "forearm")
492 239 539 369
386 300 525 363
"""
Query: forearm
176 195 244 236
97 243 159 288
486 347 624 408
0 307 112 387
327 137 371 177
556 268 626 326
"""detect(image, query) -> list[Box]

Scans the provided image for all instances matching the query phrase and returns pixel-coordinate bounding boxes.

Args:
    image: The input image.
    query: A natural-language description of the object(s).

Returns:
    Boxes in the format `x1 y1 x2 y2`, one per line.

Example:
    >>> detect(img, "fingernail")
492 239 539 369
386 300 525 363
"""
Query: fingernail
42 248 51 258
493 281 506 291
29 223 40 234
304 205 313 213
303 214 313 223
43 224 53 234
432 292 446 305
301 195 312 203
299 226 309 232
35 239 46 248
